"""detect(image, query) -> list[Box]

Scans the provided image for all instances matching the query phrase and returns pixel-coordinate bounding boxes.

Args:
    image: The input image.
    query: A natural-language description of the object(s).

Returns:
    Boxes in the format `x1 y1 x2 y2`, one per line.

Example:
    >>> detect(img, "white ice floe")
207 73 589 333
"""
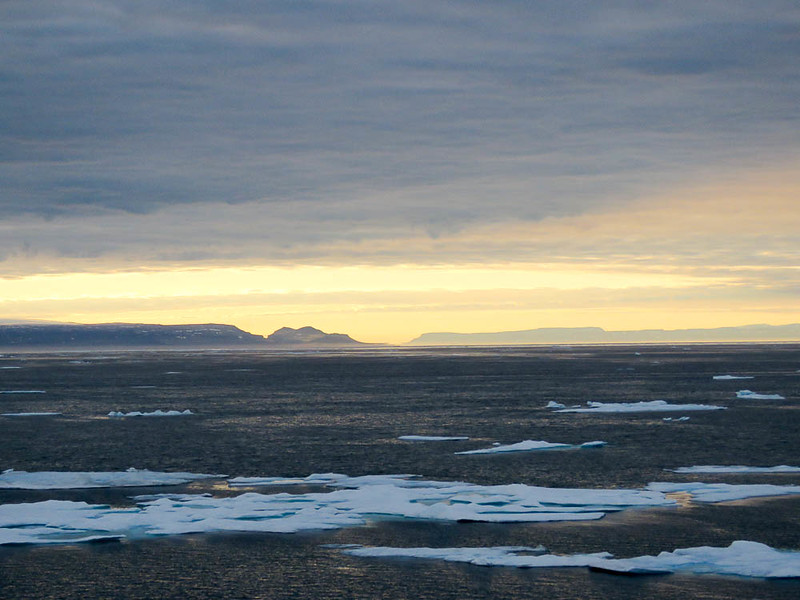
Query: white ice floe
735 390 785 400
0 366 22 369
0 468 223 490
670 465 800 474
713 375 754 380
647 481 800 503
108 409 193 417
1 412 61 417
662 416 690 422
545 401 566 409
556 401 725 413
0 390 46 394
454 439 606 455
6 474 800 547
398 435 470 442
341 540 800 578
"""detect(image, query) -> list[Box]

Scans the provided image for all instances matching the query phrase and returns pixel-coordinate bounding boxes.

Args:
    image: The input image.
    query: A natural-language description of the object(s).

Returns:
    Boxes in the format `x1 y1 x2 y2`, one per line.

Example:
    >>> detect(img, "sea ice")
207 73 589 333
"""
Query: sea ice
1 412 61 417
0 468 223 490
545 401 566 409
556 401 725 413
670 465 800 474
735 390 785 400
454 439 606 455
341 540 800 578
713 375 754 380
398 435 470 442
647 481 800 503
0 390 46 394
662 416 690 422
108 409 194 417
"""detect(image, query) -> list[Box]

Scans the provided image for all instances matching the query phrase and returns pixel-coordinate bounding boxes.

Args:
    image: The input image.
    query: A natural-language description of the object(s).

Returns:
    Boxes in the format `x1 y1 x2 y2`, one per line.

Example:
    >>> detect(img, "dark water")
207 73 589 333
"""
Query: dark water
1 344 799 599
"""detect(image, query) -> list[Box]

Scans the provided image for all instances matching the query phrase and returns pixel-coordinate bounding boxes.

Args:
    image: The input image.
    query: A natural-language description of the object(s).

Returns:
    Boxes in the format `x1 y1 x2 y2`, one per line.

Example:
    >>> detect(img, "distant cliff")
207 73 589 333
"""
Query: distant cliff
407 324 800 346
0 323 365 349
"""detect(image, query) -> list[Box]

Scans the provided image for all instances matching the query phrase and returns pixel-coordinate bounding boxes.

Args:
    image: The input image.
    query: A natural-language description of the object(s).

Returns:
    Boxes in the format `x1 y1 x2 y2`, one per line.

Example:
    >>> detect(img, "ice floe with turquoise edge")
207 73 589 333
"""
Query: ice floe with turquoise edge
455 440 606 455
0 468 224 489
556 400 725 413
108 409 193 417
713 375 754 380
646 481 800 502
340 541 800 578
670 465 800 474
398 435 469 441
1 412 61 417
735 390 785 400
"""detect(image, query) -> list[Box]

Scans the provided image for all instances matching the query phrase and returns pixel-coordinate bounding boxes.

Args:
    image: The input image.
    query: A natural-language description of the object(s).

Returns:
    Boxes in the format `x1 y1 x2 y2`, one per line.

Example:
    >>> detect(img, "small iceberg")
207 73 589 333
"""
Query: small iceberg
713 375 754 380
108 409 194 417
0 468 224 490
398 435 470 442
556 401 725 413
455 440 606 455
670 465 800 474
340 540 800 579
662 416 690 422
735 390 785 400
545 401 566 409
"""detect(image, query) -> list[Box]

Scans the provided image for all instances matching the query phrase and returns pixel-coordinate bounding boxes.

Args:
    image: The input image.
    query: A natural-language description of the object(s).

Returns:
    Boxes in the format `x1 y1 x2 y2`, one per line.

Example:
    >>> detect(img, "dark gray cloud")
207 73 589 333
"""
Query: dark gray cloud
1 0 799 234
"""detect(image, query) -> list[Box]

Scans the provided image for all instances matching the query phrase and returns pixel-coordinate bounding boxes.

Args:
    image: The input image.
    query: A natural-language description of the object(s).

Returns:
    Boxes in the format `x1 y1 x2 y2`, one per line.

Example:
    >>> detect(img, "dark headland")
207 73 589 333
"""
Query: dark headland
0 323 365 350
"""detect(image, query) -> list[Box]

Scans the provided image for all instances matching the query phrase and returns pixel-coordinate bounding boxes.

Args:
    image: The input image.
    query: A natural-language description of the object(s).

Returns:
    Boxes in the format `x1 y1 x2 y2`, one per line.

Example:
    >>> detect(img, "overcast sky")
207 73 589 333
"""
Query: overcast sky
1 1 798 341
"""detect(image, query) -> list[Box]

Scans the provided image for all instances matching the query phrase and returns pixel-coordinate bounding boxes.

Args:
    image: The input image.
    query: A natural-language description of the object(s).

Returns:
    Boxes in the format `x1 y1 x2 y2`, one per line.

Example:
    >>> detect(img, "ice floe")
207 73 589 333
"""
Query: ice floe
0 390 46 394
398 435 470 442
454 440 606 455
735 390 785 400
662 416 690 422
1 412 61 417
545 401 566 409
341 540 800 578
108 409 194 417
670 465 800 474
713 375 754 380
647 481 800 503
0 468 223 490
556 401 725 413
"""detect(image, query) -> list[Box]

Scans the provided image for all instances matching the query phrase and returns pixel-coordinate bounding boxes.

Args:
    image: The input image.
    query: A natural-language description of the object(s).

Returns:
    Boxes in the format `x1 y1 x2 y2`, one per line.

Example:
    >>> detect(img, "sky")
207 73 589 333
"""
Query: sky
1 0 799 343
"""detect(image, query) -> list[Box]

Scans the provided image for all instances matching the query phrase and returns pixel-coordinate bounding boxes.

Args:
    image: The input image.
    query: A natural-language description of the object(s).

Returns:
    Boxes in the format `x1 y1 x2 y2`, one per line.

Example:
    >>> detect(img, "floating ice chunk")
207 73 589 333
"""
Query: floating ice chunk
735 390 785 400
0 468 224 490
0 390 46 394
398 435 470 442
557 401 725 413
341 541 800 578
647 481 800 503
0 366 22 369
662 416 690 422
670 465 800 474
713 375 754 380
454 440 606 455
2 412 61 417
108 409 193 417
546 401 566 409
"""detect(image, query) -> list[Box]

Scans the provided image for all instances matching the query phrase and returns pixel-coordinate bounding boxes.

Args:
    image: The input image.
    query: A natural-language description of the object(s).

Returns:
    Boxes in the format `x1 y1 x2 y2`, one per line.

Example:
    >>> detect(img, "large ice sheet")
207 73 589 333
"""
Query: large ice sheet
0 468 224 490
108 409 194 417
735 390 785 400
556 400 726 413
671 465 800 474
341 540 800 578
647 481 800 502
455 440 606 455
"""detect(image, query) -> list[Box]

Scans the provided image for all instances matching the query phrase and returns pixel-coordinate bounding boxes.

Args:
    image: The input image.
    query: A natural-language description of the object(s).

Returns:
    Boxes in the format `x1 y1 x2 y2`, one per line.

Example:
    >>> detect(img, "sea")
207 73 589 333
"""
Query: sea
1 344 799 599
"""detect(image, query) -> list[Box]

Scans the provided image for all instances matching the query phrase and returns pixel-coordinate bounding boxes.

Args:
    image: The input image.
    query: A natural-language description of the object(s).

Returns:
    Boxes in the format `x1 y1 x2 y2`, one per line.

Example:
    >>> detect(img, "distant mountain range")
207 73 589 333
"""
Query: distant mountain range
0 323 364 349
407 324 800 345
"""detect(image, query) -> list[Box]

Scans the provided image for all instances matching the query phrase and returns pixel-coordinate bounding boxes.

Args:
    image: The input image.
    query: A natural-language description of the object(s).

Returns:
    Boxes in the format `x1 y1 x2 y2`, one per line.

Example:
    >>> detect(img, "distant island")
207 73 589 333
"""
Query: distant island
407 324 800 346
0 323 365 350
